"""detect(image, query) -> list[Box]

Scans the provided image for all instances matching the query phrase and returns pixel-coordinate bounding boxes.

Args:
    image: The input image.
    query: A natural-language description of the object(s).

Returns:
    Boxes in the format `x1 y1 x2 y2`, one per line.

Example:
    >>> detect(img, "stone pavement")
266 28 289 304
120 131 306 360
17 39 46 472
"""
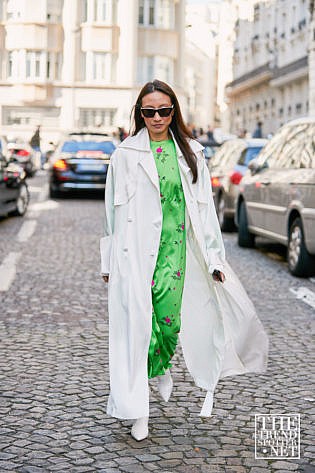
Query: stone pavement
0 172 314 473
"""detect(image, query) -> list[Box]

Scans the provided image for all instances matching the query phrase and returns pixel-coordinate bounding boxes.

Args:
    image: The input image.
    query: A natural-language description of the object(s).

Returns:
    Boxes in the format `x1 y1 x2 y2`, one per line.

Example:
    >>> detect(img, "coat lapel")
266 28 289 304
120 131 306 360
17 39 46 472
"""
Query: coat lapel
119 128 160 192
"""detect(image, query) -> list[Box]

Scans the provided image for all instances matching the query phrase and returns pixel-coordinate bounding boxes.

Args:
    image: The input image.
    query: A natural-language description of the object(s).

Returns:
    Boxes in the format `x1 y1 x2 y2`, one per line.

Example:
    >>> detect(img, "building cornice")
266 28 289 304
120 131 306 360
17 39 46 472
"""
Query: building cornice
226 57 309 96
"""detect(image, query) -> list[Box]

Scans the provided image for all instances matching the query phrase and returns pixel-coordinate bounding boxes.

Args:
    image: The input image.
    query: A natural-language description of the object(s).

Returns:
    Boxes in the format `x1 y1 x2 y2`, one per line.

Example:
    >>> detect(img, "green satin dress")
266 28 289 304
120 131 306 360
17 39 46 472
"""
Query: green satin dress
148 139 186 379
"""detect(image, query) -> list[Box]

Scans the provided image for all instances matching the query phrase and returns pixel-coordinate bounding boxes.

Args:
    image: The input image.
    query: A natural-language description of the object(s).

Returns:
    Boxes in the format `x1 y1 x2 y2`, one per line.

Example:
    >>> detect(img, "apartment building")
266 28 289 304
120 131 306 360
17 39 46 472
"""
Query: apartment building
309 1 315 114
0 0 185 144
226 0 311 137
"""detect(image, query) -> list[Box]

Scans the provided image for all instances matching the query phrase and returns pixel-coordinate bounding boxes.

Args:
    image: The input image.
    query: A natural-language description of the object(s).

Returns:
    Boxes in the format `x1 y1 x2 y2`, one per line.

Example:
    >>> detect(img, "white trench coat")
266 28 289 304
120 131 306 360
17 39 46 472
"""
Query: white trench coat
100 127 268 420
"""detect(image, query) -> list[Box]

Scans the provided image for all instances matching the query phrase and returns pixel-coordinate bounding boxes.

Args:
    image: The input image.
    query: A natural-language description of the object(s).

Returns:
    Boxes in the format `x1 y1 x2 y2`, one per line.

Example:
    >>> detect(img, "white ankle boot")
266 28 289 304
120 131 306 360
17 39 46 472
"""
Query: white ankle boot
131 416 149 441
158 368 173 402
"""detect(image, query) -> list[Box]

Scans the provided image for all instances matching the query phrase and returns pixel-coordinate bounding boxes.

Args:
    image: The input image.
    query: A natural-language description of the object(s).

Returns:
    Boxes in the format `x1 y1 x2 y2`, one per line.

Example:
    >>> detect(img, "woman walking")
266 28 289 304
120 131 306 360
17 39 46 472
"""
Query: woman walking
100 80 268 441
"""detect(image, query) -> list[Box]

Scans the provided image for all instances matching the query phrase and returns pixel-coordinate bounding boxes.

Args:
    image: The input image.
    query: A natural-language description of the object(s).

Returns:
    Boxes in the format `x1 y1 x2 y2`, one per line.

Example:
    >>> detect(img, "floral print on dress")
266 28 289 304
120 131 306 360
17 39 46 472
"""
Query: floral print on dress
172 269 184 280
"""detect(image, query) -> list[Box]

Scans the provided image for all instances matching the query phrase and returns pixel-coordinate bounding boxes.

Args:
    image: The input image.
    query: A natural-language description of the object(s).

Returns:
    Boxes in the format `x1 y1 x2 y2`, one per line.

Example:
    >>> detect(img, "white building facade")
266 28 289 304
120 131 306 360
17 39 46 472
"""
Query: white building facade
184 1 220 130
226 0 311 137
0 0 185 144
309 1 315 114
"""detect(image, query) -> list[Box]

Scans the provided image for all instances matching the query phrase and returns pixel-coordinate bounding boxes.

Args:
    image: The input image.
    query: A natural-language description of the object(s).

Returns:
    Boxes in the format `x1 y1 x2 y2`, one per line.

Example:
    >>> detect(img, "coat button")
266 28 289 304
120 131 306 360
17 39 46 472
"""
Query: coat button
128 217 132 222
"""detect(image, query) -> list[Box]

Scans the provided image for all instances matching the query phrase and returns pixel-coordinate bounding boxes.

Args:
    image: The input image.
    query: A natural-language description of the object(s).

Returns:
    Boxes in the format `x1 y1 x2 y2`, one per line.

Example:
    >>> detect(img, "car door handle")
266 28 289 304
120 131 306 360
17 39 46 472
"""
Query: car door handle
260 181 270 185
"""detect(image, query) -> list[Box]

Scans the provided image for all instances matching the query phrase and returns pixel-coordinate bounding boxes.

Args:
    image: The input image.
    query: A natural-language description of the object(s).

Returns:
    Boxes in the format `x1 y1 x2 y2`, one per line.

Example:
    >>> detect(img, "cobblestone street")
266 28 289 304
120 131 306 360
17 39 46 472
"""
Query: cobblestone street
0 172 314 473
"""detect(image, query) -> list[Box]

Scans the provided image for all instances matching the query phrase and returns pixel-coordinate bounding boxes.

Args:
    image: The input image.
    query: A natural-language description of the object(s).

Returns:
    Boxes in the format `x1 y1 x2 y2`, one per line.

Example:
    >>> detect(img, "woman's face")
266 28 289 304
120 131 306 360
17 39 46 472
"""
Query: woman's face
141 91 174 140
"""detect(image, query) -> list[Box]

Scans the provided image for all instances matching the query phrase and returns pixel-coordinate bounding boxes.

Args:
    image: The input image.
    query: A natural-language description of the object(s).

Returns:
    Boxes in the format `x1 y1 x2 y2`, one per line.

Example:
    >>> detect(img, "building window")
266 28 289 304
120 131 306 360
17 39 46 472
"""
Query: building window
80 0 88 22
6 0 24 20
296 103 302 114
148 0 155 25
93 52 107 80
155 56 174 83
79 108 116 127
85 51 115 83
137 55 174 84
47 0 62 22
80 52 86 80
254 4 260 21
138 0 144 24
138 0 156 26
46 52 62 80
94 0 108 22
26 51 43 79
93 52 110 81
7 50 24 79
7 51 14 78
3 106 60 127
139 0 174 28
157 0 175 29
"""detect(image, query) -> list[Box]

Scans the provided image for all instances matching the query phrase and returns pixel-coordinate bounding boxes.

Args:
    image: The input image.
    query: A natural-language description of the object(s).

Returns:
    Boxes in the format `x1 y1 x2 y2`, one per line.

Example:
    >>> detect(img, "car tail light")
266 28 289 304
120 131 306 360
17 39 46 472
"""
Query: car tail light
230 171 243 185
17 149 30 156
211 176 221 187
53 159 68 170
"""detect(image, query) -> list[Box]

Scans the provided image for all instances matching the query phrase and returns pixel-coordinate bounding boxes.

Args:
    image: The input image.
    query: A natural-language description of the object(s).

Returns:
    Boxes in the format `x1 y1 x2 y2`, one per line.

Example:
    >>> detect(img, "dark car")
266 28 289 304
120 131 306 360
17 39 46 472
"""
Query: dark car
235 117 315 277
49 132 116 198
208 138 267 231
0 151 29 217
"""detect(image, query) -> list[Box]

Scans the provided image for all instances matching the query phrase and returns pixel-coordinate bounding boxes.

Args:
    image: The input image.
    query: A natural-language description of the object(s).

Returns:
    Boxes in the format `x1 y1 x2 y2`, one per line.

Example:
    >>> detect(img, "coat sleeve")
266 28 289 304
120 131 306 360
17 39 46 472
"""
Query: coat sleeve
100 155 115 275
198 154 226 274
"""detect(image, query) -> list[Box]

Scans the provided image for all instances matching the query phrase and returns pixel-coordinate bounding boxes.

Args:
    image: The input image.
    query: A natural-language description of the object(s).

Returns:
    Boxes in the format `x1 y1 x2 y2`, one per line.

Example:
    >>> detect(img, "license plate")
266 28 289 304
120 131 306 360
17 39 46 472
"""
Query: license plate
77 164 105 172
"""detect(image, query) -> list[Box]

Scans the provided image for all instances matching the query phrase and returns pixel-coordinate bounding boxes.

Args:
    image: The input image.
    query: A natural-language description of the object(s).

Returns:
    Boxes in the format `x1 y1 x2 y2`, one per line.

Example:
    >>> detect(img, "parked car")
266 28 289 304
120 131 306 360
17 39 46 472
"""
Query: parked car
0 150 29 217
208 138 267 231
197 139 221 164
49 132 116 197
235 117 315 277
7 141 37 177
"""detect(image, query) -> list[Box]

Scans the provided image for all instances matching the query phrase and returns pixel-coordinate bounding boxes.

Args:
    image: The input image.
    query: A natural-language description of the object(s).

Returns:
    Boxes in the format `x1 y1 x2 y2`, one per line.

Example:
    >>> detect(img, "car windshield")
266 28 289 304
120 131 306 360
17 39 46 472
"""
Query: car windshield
256 122 315 169
238 147 263 166
61 140 115 154
211 141 245 168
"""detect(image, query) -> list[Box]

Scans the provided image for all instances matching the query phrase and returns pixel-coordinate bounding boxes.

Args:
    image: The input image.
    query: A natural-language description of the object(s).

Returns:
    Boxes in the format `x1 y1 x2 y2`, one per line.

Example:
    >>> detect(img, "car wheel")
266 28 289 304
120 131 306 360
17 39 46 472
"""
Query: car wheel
288 218 315 277
10 182 29 216
217 194 235 232
237 201 255 248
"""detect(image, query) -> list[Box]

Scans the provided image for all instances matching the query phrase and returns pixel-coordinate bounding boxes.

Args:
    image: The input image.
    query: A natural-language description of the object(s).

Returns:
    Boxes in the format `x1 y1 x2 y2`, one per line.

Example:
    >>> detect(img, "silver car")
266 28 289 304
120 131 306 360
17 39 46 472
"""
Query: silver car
235 117 315 277
208 138 267 231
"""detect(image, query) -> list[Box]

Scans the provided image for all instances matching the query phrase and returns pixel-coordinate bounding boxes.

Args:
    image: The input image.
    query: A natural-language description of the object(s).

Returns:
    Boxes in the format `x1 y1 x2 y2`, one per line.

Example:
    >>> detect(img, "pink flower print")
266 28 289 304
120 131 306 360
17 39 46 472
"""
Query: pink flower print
156 147 163 153
181 223 185 230
151 280 155 287
165 316 171 324
156 348 161 355
172 269 182 280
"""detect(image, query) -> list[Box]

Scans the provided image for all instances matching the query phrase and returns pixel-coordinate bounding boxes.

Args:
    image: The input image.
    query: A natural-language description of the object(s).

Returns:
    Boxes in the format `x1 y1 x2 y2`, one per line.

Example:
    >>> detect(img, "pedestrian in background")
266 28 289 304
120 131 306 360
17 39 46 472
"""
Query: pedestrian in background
29 125 42 169
100 79 268 441
253 121 263 138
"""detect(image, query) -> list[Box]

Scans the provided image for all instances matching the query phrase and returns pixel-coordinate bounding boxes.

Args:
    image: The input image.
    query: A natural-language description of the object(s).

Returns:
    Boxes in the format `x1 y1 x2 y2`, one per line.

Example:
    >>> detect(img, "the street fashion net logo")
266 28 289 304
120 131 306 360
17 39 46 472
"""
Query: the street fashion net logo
255 414 300 459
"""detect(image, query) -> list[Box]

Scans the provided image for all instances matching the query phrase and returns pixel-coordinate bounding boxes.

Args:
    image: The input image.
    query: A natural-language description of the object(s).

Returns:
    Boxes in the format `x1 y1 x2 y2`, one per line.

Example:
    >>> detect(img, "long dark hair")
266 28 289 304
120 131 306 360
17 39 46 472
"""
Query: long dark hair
131 80 198 183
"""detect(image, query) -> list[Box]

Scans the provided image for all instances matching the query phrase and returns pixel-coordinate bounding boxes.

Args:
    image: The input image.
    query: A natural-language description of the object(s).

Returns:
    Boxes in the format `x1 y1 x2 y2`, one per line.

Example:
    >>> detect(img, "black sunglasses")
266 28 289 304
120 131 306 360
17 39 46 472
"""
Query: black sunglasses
140 105 174 118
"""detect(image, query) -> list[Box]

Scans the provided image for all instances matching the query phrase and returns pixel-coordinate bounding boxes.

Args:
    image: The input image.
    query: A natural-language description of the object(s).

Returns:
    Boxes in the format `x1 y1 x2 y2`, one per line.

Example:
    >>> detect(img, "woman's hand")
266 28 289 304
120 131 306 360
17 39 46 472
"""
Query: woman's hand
212 270 225 283
102 275 109 283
